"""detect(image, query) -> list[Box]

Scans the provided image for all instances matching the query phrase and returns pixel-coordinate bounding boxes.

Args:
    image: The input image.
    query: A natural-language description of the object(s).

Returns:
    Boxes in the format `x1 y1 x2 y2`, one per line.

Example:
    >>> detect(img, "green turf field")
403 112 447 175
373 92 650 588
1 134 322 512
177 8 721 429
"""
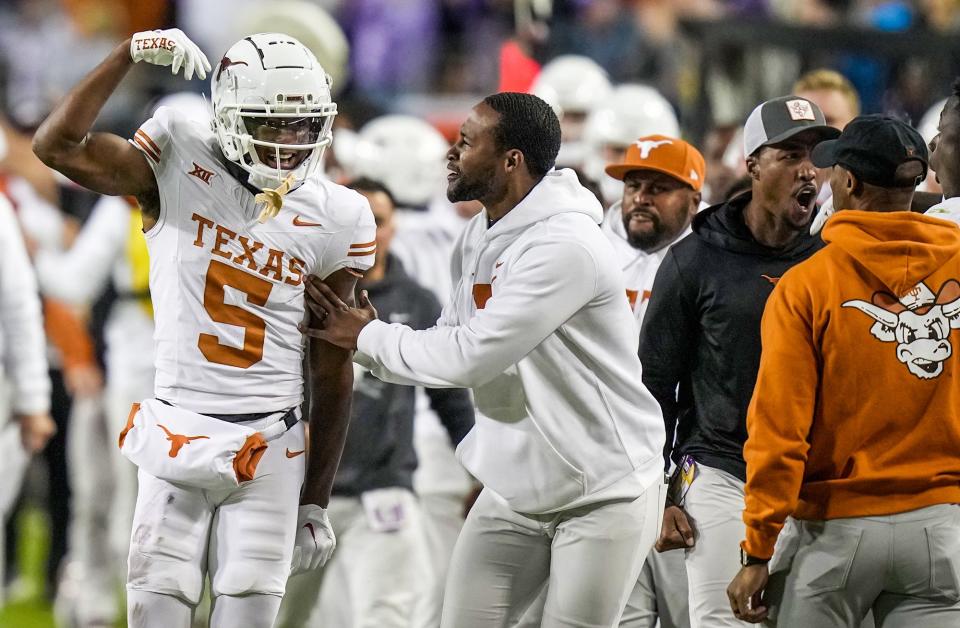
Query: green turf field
0 507 55 628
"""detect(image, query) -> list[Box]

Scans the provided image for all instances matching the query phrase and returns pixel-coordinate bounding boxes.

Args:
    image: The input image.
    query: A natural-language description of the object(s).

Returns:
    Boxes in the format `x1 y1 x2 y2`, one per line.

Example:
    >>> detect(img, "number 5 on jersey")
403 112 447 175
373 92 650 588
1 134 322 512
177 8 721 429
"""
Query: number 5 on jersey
199 259 273 368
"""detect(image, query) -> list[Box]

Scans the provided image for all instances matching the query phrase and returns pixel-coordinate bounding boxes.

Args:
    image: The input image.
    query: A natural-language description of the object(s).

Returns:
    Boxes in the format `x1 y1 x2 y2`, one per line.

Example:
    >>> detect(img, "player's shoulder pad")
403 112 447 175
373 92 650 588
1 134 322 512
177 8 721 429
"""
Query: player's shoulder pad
314 178 375 231
144 106 212 153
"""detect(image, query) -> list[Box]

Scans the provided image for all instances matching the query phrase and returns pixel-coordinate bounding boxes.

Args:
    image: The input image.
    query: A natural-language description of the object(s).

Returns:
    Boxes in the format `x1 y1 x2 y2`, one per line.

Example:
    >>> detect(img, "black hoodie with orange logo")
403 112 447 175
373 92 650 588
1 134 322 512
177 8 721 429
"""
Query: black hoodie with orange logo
640 192 823 480
743 210 960 559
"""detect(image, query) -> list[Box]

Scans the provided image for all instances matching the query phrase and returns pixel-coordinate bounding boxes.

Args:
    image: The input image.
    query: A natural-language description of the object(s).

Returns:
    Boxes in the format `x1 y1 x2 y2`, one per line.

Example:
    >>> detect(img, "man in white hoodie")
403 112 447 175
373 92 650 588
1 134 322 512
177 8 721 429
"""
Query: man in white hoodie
304 92 668 628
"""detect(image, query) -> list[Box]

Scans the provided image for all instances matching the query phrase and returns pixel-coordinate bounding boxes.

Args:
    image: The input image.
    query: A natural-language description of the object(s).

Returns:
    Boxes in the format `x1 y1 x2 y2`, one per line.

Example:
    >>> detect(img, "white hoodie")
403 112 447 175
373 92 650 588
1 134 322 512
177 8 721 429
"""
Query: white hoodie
356 169 666 514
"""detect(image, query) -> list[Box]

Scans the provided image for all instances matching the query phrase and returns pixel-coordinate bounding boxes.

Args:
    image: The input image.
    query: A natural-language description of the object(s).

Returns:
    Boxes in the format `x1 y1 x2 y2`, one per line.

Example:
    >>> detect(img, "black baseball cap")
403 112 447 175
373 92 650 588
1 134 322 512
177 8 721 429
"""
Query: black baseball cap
811 114 928 187
743 96 840 157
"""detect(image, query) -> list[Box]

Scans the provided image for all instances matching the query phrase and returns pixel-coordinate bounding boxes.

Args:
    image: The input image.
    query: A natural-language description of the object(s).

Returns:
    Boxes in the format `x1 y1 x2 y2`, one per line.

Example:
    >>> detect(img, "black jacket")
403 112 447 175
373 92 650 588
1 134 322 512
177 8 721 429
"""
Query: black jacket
333 255 475 496
639 192 824 481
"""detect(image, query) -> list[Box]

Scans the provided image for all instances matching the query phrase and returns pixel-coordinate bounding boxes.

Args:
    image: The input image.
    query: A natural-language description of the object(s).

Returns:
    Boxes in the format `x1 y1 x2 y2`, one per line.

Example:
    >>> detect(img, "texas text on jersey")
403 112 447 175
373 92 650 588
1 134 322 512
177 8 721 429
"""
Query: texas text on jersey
131 106 376 415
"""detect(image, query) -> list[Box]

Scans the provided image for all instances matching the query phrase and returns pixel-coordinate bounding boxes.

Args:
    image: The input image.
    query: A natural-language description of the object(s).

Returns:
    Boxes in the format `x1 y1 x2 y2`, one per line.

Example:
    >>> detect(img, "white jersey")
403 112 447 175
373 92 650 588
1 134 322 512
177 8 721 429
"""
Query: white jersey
131 107 375 414
601 202 690 328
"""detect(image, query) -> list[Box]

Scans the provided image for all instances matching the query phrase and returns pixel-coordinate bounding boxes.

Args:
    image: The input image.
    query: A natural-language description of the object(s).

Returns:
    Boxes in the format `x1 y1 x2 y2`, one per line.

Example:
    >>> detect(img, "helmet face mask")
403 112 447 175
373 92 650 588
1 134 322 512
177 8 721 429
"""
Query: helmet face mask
212 33 337 189
239 109 335 174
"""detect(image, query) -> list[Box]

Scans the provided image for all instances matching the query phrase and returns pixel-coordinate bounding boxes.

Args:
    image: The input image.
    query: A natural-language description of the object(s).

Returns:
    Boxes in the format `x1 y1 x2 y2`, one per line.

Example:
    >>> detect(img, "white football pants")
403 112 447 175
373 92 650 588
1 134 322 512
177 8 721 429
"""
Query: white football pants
126 415 305 626
411 396 472 628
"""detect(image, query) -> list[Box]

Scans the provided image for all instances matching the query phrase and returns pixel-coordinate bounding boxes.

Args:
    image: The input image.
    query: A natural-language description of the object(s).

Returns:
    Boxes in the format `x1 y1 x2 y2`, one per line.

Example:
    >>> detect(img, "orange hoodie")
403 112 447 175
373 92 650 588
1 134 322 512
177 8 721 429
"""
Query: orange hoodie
743 210 960 559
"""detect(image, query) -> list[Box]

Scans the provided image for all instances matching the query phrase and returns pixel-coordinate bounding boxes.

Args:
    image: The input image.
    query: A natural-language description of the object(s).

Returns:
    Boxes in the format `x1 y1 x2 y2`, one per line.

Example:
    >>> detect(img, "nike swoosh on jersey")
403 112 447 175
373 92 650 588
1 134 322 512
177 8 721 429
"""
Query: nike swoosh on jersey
292 216 323 227
286 448 306 458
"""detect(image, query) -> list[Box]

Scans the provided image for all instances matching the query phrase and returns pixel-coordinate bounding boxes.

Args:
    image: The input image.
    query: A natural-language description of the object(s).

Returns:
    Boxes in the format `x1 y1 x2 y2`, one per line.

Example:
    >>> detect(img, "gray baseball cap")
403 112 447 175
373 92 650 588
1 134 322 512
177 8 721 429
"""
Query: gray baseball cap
743 96 841 157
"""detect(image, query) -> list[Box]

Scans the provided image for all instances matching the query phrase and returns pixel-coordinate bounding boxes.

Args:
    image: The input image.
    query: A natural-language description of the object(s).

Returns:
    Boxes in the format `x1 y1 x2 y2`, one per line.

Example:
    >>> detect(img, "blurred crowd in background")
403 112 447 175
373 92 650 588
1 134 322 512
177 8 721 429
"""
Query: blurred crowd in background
4 0 960 136
0 0 959 626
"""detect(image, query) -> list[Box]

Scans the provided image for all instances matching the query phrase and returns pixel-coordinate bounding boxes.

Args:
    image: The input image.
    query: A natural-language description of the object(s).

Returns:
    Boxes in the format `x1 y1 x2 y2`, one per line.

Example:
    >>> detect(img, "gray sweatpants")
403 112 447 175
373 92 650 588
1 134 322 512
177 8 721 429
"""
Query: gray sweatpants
442 484 663 628
511 539 690 628
765 504 960 627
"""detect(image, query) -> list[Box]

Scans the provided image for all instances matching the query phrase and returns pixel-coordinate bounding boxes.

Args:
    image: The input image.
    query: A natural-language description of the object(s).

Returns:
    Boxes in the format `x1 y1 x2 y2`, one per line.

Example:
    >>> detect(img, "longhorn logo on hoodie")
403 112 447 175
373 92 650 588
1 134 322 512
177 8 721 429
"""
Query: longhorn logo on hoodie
842 279 960 379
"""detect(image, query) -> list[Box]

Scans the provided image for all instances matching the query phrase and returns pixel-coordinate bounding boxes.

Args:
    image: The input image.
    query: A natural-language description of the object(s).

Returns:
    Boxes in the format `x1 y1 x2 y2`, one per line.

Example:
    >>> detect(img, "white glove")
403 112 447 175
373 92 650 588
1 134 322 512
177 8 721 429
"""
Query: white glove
130 29 211 81
290 504 336 575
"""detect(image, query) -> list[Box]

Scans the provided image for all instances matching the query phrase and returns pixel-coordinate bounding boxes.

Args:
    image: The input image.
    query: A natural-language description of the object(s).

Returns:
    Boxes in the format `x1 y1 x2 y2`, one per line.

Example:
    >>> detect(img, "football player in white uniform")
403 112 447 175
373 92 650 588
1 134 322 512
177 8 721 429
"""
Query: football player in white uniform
33 29 375 628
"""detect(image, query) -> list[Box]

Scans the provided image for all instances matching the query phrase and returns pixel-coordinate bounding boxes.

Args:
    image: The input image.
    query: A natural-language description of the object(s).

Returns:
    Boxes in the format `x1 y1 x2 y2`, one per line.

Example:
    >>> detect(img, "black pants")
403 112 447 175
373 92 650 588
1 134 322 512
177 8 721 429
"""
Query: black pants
4 368 71 598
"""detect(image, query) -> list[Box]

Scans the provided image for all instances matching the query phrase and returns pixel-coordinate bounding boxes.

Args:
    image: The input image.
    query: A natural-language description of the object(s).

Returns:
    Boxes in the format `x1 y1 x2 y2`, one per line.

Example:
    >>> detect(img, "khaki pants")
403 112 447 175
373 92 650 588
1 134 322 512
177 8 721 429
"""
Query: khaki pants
443 484 663 628
766 504 960 627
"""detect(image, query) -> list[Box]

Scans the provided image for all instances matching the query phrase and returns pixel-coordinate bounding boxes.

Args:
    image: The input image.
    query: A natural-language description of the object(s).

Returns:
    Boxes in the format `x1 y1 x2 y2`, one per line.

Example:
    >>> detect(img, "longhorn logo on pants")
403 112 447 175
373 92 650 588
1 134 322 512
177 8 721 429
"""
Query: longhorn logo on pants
156 424 210 457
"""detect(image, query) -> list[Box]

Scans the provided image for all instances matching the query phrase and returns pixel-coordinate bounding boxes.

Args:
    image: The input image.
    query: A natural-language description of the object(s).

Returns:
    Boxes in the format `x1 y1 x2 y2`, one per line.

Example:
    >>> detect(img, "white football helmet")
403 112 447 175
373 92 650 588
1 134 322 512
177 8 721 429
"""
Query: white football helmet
153 92 210 125
532 55 611 119
919 98 948 144
582 84 680 203
211 33 336 189
237 1 350 96
351 115 449 208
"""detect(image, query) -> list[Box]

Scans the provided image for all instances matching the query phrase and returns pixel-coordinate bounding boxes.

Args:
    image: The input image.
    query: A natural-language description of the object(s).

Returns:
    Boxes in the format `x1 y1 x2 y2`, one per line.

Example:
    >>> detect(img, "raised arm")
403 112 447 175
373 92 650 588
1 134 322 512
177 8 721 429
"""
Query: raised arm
32 30 209 228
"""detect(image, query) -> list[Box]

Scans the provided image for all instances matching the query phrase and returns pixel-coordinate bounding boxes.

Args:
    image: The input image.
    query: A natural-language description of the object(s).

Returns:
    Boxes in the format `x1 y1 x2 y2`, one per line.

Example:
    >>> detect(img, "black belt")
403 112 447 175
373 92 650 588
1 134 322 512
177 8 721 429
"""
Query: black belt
157 399 300 429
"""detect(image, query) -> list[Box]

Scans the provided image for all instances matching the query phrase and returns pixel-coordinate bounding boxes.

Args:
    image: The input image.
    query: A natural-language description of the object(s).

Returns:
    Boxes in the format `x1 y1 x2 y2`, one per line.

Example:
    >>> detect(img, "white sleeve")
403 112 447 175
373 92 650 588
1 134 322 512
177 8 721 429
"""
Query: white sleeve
435 226 467 328
0 196 50 414
355 240 598 389
129 106 175 232
34 196 130 304
315 197 377 279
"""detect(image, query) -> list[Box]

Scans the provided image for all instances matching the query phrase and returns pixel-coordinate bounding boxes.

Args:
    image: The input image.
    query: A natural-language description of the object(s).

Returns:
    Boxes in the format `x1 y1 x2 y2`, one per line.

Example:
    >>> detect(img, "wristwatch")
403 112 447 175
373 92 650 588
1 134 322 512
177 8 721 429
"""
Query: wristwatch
740 547 769 567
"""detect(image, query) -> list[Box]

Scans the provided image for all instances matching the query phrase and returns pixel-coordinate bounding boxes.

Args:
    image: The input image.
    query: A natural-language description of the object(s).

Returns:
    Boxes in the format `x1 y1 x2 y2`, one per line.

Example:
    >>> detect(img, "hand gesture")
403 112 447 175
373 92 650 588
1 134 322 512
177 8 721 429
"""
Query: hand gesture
17 412 56 454
655 504 696 551
130 29 211 80
290 504 336 575
727 564 770 623
300 277 377 350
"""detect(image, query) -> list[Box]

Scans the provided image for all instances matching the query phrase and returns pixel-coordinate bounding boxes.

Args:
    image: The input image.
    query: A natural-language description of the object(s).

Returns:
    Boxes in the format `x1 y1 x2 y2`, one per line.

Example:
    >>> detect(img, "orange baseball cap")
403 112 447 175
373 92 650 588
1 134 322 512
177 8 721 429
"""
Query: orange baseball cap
604 135 706 191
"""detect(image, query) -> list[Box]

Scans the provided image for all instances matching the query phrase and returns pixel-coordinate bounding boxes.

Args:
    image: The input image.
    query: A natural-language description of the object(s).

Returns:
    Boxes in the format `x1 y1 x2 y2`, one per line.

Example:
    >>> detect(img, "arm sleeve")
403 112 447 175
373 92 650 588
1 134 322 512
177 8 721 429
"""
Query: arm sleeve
416 287 474 445
34 196 130 304
638 250 697 464
314 194 377 279
356 240 598 389
0 197 51 414
742 274 817 559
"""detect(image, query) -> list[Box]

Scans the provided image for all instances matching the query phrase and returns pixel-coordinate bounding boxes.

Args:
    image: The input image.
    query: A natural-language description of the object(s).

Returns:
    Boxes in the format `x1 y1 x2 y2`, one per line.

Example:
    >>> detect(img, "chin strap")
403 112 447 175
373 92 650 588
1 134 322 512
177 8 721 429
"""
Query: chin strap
255 173 296 223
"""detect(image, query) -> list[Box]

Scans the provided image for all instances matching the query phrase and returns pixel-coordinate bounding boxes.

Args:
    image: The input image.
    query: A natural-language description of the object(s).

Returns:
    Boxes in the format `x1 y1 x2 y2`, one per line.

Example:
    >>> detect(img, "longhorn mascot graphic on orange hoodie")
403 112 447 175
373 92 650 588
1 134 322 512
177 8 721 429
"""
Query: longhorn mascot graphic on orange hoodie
843 280 960 379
